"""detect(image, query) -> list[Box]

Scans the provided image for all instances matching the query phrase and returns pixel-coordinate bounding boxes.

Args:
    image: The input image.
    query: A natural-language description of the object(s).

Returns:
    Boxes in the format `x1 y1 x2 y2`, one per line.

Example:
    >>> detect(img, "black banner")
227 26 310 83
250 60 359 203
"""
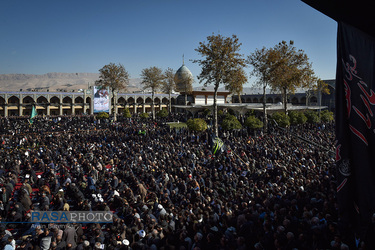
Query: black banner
336 22 375 239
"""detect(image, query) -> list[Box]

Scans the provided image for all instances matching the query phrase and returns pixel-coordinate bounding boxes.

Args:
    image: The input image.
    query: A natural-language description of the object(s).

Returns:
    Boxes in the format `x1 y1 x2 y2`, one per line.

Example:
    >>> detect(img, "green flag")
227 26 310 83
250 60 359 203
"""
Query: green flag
211 136 225 155
29 105 37 124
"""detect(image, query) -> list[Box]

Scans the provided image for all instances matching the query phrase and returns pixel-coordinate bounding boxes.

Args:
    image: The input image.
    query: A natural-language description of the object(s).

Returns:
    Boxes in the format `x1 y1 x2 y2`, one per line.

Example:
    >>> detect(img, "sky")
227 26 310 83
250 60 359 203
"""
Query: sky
0 0 337 87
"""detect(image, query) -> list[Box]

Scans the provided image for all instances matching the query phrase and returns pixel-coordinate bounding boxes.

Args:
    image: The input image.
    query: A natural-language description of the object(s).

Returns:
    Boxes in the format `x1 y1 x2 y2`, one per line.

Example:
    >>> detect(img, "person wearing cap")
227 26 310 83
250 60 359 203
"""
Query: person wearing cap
155 204 166 219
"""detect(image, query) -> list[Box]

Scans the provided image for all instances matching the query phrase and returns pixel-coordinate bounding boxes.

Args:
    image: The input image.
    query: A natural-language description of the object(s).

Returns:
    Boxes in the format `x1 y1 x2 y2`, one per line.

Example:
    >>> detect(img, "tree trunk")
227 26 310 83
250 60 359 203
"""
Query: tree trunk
213 85 218 136
318 89 322 120
306 90 310 106
152 91 155 120
112 89 117 122
185 92 188 121
168 91 172 114
263 84 268 133
283 87 288 114
238 93 242 103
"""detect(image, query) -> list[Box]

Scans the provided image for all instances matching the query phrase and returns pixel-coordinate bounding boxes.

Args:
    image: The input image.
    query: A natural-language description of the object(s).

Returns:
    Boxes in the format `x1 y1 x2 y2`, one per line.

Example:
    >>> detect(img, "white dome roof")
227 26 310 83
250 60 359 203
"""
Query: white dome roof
174 65 193 92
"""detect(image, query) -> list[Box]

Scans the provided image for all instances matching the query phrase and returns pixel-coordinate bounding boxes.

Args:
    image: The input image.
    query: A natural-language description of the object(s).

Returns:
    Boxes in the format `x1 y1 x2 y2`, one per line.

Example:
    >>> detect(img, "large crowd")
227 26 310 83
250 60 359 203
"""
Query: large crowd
0 114 368 249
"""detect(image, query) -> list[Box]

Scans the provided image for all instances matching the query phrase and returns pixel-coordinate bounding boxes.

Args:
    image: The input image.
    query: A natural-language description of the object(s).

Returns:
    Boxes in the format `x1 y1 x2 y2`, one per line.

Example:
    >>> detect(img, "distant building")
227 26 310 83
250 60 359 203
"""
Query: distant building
0 89 178 117
232 79 336 111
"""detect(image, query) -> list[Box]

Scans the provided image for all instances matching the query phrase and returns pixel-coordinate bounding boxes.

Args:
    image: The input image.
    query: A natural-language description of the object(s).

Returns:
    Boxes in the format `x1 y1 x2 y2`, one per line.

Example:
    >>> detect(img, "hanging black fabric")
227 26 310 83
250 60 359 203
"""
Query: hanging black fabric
336 21 375 239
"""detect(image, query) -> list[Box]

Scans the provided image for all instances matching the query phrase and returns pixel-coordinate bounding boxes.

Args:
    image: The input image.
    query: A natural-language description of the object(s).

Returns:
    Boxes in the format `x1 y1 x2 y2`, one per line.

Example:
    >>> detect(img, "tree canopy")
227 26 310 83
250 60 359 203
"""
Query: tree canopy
97 63 129 93
193 33 246 136
268 41 314 113
96 63 129 121
162 68 176 113
247 46 275 131
140 66 164 120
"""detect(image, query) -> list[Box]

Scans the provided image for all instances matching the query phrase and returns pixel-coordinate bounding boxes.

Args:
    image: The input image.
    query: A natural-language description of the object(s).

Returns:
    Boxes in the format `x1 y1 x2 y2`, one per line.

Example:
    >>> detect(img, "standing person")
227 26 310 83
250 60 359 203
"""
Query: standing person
62 224 77 250
39 227 52 250
3 236 15 250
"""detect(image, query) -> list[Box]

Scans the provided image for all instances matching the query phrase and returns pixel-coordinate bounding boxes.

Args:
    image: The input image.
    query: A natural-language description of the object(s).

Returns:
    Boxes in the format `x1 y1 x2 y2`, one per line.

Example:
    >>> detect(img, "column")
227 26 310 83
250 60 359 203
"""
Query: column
71 96 75 115
19 95 23 116
4 105 8 117
4 94 8 117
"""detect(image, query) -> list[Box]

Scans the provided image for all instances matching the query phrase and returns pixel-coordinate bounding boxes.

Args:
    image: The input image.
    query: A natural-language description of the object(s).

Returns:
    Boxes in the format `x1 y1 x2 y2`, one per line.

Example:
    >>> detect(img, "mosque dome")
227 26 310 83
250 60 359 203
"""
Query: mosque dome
174 64 193 92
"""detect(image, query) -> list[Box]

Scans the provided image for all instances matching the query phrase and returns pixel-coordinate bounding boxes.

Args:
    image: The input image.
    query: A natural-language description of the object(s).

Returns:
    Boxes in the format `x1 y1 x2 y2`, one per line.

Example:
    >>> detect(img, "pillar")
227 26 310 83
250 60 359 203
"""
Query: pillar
19 97 23 116
4 105 8 117
71 97 75 115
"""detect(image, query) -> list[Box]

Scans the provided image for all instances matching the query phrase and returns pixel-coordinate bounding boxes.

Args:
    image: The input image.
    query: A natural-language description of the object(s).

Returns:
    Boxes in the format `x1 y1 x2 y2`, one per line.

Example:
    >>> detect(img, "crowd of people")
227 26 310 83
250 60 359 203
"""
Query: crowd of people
0 114 365 249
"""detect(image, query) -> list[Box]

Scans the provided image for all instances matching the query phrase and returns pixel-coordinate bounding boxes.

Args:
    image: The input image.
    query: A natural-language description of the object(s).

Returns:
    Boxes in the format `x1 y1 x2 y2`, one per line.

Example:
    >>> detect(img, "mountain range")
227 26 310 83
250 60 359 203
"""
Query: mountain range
0 73 142 92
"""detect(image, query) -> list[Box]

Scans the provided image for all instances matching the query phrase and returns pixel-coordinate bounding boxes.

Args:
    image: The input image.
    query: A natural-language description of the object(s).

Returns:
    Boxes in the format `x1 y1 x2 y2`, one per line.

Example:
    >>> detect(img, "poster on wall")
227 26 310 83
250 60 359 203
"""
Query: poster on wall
93 86 110 113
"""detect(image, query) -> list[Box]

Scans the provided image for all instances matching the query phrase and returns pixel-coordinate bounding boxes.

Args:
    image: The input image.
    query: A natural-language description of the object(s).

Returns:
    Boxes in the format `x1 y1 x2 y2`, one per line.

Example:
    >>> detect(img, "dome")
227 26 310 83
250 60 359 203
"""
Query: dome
174 64 193 92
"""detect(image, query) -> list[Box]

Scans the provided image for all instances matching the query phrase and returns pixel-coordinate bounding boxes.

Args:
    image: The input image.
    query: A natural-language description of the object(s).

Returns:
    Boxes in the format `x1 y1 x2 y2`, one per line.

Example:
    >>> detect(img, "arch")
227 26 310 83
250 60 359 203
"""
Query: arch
301 97 306 105
136 97 144 104
118 97 126 104
8 96 20 104
37 96 48 104
145 97 152 104
75 96 84 103
86 96 92 104
63 96 72 104
162 97 169 104
275 97 282 103
240 98 245 103
127 97 135 104
0 96 6 104
267 97 273 103
23 96 34 104
310 96 317 103
154 97 160 104
50 96 60 104
246 97 252 103
253 98 258 103
291 97 299 104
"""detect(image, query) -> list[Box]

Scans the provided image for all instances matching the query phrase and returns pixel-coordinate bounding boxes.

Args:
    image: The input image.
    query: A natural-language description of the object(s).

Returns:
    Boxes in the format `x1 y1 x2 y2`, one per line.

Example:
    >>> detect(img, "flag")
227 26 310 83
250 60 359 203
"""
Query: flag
138 130 146 136
29 105 37 124
336 22 375 239
211 135 225 155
